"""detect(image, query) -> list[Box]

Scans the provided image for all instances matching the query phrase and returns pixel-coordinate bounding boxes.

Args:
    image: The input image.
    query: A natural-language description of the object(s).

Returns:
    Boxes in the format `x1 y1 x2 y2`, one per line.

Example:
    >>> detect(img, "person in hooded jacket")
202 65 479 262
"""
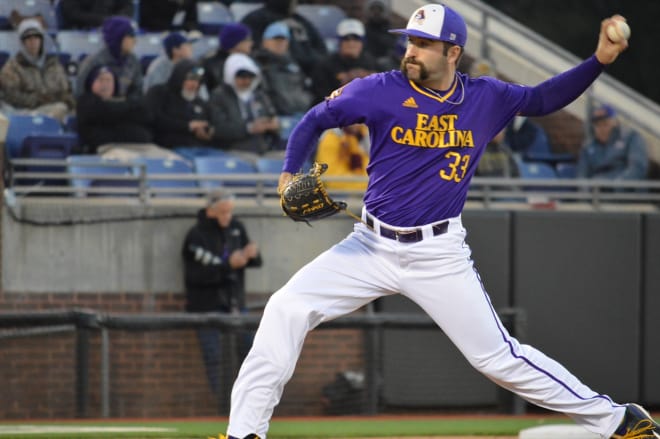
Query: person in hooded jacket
146 59 214 149
209 53 281 159
75 16 143 98
182 188 262 396
76 65 153 153
0 19 74 122
241 0 327 77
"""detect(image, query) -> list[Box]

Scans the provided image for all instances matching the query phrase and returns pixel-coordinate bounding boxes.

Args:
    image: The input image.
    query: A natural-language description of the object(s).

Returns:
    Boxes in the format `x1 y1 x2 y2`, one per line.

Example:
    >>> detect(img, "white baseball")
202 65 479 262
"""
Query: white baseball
606 20 630 43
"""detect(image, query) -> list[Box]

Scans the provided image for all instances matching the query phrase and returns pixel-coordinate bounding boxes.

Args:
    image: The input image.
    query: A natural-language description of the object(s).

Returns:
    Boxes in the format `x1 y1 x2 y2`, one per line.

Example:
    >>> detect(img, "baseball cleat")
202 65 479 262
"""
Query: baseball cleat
611 403 660 438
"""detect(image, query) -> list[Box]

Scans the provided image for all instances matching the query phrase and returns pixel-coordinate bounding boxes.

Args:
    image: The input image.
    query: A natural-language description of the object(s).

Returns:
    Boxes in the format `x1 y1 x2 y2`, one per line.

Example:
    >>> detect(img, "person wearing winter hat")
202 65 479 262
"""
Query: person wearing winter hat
76 64 153 153
252 20 313 116
310 18 378 103
209 52 281 159
241 0 327 76
143 31 196 94
75 16 143 98
0 18 74 122
202 23 253 92
146 59 215 149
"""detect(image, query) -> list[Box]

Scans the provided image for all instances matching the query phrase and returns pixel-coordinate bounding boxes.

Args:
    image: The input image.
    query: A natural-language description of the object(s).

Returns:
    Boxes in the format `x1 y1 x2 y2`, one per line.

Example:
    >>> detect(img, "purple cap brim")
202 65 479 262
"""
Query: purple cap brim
388 28 446 42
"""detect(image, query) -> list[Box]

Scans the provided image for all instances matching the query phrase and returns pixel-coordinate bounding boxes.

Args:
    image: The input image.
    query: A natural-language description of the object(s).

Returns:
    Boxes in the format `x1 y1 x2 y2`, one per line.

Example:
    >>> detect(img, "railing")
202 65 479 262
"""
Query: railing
0 308 527 418
6 158 660 211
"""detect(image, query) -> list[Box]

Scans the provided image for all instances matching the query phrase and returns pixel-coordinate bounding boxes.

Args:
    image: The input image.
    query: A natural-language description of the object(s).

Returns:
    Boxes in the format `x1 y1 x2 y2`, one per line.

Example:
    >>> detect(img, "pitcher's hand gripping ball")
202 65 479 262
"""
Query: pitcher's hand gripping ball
280 162 347 223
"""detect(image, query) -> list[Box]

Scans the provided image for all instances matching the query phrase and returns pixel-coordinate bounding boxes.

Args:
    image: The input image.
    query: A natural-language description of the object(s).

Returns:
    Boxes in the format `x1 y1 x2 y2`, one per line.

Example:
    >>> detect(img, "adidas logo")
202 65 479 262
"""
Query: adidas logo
402 97 418 108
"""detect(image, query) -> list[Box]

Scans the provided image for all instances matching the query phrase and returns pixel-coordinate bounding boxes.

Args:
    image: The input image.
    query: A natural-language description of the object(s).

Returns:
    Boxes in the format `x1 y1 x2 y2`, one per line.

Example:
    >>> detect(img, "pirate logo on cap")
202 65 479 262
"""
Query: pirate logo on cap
413 9 425 25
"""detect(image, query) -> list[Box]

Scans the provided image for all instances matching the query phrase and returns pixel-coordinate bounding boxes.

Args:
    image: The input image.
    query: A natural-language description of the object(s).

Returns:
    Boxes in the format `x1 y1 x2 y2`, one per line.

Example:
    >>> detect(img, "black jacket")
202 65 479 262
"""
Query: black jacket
146 60 213 148
310 51 379 104
241 0 327 76
76 93 153 152
182 210 262 313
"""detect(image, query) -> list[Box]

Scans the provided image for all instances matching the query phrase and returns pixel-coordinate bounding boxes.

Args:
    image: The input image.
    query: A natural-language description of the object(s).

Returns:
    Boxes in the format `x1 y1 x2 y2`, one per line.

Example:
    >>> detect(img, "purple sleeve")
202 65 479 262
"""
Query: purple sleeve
521 55 605 116
282 102 339 173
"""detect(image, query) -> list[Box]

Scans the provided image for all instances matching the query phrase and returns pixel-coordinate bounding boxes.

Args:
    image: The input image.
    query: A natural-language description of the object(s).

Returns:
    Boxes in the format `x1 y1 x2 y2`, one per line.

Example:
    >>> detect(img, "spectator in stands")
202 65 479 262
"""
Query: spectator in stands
139 0 198 32
182 188 262 396
315 124 370 191
504 116 552 158
77 65 153 153
252 21 313 116
76 16 143 98
143 31 195 94
0 19 75 123
241 0 327 77
209 53 281 160
146 59 214 149
202 23 253 92
476 128 519 178
363 0 398 71
60 0 133 30
311 18 378 103
576 104 649 180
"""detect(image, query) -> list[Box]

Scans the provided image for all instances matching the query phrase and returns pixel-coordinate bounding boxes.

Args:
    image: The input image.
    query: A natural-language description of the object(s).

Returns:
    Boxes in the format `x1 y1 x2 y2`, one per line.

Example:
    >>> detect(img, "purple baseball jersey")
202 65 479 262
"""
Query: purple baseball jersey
284 56 604 227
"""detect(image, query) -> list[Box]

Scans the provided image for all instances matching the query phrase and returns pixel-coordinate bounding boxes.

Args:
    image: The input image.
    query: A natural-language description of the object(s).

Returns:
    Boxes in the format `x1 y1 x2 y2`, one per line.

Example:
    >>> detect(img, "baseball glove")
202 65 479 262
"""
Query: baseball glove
280 162 347 223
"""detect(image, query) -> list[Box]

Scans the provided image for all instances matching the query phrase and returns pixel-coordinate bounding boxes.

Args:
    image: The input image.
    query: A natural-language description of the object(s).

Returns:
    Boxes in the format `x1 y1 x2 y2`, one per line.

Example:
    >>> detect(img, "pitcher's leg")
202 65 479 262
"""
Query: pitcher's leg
404 245 625 438
228 230 398 438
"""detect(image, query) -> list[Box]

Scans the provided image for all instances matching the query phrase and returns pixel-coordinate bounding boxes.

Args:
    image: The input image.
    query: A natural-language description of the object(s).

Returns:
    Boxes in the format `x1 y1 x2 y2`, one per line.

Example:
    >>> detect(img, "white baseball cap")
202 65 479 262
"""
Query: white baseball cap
337 18 366 38
389 4 467 47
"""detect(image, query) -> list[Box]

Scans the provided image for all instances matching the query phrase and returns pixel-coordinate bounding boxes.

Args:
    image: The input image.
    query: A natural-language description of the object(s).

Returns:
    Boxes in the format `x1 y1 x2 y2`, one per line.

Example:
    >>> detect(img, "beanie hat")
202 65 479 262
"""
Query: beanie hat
84 65 116 94
219 23 251 51
17 18 45 41
102 16 136 60
163 32 194 58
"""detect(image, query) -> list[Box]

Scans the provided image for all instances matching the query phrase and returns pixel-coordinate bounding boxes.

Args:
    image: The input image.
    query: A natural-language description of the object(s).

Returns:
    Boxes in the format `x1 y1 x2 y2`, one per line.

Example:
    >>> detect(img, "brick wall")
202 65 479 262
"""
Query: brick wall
0 292 365 419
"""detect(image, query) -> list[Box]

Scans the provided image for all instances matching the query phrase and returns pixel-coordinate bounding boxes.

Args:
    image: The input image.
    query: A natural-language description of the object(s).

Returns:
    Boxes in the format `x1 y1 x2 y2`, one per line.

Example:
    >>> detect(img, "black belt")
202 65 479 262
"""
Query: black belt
365 213 449 243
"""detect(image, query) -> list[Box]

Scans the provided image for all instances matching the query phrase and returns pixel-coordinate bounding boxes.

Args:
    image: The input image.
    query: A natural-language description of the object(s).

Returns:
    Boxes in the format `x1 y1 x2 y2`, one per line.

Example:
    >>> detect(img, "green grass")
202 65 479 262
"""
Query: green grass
0 417 570 439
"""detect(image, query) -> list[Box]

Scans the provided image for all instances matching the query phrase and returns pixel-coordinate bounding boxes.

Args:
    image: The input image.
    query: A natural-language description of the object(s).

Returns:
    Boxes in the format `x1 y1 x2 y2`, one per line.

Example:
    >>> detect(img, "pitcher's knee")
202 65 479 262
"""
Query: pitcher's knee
263 290 322 330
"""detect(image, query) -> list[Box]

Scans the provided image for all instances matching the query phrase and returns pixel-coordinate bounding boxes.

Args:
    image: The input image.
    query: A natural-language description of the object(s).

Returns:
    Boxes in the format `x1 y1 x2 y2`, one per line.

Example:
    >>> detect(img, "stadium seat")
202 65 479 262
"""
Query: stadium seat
173 146 226 161
67 155 137 197
191 36 219 60
134 157 198 197
15 133 77 188
278 113 304 140
56 30 104 63
255 157 284 187
197 2 234 35
556 162 577 179
0 31 21 57
229 2 263 22
134 33 163 73
516 160 558 179
193 156 256 189
295 4 346 51
5 114 62 159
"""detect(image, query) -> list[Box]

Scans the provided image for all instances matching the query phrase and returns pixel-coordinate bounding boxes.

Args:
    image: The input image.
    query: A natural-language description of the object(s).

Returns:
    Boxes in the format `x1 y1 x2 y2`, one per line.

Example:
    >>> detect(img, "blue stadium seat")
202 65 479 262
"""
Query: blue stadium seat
67 155 136 197
134 33 163 73
516 160 558 179
16 133 77 187
194 156 256 189
556 162 577 179
191 36 219 60
6 114 62 159
197 2 234 35
173 146 226 161
230 2 262 22
255 157 284 187
134 157 198 197
56 30 104 63
278 113 304 140
295 4 346 51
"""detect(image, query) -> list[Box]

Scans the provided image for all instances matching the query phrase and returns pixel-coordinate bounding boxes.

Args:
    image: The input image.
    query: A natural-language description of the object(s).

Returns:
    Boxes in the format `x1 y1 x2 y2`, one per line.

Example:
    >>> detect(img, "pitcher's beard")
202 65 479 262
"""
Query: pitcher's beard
401 57 429 81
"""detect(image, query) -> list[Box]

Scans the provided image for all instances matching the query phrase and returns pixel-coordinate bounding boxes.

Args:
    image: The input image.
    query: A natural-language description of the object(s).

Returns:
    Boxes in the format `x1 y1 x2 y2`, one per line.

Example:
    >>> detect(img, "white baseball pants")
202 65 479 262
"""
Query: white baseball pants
227 214 625 439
